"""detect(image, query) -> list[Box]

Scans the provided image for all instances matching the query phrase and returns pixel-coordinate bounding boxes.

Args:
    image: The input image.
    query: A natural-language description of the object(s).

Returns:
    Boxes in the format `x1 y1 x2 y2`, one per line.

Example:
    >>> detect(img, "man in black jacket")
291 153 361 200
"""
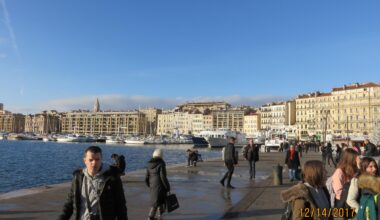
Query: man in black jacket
220 137 237 189
243 139 259 179
58 146 128 220
364 139 378 156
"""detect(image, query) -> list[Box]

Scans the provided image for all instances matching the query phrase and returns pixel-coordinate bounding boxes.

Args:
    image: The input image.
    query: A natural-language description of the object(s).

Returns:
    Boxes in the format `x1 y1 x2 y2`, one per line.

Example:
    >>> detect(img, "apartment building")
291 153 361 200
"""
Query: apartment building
25 111 61 134
61 110 145 135
296 92 332 139
243 113 261 137
203 114 213 130
211 109 245 132
140 108 162 135
0 110 25 133
156 111 192 135
295 82 380 141
177 102 231 113
330 82 380 138
260 101 296 131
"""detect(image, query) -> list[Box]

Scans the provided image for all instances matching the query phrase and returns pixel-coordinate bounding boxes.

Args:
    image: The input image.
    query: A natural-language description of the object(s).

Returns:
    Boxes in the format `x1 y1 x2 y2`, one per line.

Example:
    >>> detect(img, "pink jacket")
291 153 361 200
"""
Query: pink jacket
332 168 347 200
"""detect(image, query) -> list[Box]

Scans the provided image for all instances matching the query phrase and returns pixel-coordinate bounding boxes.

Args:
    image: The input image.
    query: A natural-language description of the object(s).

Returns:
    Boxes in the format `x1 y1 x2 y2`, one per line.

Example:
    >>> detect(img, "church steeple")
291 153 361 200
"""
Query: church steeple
94 98 100 112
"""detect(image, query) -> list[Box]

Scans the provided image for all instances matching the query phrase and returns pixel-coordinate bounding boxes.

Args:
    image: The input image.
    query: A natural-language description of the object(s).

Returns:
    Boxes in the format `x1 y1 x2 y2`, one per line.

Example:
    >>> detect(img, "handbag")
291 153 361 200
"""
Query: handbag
166 192 179 213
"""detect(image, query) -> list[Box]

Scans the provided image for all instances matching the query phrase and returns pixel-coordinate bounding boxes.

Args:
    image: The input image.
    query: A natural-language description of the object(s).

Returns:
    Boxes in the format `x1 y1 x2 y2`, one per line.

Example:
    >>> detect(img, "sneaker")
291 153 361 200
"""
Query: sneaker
226 185 235 189
220 180 225 187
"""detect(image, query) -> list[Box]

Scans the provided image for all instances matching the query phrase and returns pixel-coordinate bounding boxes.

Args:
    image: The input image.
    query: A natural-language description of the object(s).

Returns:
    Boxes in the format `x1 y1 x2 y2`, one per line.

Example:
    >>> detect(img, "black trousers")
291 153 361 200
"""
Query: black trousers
221 161 234 185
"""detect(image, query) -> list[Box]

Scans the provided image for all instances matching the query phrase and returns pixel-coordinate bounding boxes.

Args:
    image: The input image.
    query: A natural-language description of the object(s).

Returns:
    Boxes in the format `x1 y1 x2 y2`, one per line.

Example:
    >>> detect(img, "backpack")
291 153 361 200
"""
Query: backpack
281 201 292 220
357 194 378 220
326 176 336 208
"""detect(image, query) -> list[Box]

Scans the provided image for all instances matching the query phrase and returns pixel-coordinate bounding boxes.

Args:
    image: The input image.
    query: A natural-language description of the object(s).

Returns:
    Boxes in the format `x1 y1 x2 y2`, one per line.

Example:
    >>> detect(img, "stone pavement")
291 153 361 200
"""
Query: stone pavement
0 150 334 220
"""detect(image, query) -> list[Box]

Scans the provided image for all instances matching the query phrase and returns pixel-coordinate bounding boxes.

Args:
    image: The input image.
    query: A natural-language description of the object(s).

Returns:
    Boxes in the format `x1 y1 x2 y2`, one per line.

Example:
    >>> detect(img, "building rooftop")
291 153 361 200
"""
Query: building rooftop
332 82 380 92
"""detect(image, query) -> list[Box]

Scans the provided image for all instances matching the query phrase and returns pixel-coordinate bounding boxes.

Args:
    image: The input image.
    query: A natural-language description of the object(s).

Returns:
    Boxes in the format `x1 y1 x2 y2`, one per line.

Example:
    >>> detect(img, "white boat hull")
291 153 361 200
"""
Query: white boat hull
125 140 146 144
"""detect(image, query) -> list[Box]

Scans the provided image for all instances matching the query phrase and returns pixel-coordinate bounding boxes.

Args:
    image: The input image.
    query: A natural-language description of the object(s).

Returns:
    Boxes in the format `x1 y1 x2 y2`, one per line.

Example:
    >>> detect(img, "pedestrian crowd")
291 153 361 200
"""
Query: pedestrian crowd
281 138 380 220
57 137 380 220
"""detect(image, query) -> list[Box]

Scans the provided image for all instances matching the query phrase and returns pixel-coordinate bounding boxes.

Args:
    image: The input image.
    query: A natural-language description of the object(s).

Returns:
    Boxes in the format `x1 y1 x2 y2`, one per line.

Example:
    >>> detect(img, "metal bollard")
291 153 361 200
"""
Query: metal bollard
273 164 283 186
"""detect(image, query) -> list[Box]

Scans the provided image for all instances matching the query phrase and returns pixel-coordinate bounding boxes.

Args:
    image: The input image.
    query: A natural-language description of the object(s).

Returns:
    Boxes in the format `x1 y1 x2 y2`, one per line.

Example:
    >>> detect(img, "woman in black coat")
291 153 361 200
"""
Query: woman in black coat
145 149 170 220
285 145 301 182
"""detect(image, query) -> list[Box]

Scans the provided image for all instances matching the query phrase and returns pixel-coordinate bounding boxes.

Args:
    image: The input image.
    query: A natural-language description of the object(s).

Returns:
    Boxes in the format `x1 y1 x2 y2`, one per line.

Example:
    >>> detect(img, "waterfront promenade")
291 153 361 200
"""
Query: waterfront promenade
0 151 333 220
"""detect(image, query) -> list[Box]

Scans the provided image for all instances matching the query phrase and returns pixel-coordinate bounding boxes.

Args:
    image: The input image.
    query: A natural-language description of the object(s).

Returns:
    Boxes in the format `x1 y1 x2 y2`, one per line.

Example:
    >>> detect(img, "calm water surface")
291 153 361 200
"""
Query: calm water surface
0 140 221 193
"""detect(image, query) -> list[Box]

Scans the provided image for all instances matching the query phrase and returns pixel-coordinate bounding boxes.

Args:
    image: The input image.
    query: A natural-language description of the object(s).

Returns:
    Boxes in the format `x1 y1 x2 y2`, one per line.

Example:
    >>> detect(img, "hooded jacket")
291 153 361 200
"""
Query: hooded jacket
281 183 332 220
358 174 380 220
58 165 128 220
145 157 170 207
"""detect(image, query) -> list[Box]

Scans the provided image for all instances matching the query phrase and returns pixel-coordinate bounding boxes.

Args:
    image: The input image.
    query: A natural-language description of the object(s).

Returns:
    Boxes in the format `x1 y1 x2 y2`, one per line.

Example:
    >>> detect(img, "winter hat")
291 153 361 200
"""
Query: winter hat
153 149 163 158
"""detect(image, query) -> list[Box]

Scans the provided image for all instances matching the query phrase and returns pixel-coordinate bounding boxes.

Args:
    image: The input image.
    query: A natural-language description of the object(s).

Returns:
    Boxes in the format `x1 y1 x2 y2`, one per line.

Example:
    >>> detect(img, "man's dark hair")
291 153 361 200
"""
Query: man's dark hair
111 153 119 159
229 137 236 141
84 146 102 157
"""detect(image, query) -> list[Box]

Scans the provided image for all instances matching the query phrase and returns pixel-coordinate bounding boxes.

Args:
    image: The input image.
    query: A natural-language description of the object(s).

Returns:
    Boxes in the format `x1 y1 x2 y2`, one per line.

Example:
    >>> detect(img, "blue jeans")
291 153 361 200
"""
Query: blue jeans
248 160 256 179
288 169 296 181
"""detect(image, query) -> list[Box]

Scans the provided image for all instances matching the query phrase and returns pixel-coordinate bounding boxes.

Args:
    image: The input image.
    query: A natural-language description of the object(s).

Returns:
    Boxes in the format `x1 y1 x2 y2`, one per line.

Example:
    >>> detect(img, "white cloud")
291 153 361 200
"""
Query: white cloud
33 94 291 113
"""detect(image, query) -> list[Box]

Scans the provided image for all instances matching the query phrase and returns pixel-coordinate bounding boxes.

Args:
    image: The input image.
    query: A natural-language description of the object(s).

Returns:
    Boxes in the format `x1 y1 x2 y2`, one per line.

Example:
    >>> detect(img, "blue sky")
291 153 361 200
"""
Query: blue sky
1 0 380 113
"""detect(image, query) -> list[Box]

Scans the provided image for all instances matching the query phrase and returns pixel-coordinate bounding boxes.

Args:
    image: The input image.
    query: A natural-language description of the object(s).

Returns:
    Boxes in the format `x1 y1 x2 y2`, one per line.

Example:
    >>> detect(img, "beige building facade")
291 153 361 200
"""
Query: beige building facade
0 111 25 133
330 83 380 139
177 102 231 113
295 82 380 142
25 111 61 134
140 108 162 135
260 101 296 131
156 111 192 135
243 113 261 137
296 92 332 139
61 110 145 135
211 110 245 132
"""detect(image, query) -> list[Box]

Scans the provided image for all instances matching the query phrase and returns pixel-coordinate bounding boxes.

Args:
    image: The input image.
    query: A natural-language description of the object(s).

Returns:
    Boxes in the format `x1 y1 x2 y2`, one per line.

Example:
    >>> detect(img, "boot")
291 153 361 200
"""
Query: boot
157 206 164 220
227 174 234 189
148 207 157 220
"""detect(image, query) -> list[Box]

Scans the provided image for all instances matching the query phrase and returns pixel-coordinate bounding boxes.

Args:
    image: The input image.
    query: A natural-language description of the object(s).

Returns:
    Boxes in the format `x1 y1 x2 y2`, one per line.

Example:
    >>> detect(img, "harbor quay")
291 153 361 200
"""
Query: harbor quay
0 151 334 220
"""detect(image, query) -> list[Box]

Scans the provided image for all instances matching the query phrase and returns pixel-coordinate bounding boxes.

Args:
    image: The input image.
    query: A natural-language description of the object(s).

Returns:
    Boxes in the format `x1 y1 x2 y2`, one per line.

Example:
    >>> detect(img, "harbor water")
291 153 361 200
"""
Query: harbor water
0 140 221 193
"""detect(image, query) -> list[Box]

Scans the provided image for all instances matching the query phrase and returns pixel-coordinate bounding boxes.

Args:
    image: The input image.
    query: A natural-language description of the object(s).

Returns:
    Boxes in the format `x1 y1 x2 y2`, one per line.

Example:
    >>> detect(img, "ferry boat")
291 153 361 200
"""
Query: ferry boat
264 132 286 152
56 134 91 143
105 136 124 144
197 129 247 148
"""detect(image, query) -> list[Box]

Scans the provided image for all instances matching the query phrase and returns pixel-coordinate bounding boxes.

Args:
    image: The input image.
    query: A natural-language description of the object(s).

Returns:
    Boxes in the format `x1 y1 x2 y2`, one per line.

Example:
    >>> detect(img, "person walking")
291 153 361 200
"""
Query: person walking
321 143 327 165
243 139 259 179
145 149 170 220
297 142 303 157
326 142 336 168
335 144 342 164
220 137 237 189
58 146 128 220
285 145 301 182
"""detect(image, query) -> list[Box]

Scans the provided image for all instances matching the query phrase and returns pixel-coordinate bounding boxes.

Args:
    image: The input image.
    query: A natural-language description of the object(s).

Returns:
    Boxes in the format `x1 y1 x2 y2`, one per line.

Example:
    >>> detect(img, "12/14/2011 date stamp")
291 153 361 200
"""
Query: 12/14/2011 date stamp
299 208 355 218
